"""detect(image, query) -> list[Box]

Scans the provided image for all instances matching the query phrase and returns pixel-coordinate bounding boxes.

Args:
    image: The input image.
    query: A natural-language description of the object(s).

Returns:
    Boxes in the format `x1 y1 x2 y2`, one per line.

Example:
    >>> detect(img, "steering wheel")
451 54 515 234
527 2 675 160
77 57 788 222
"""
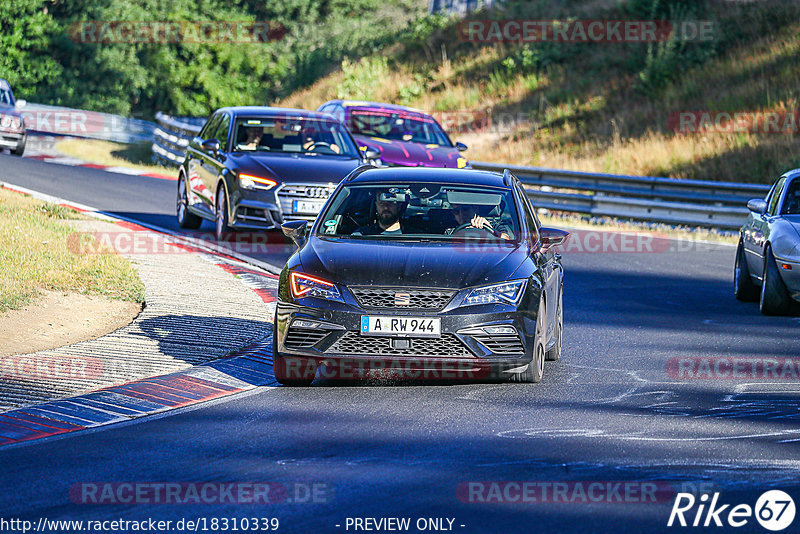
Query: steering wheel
451 221 502 238
305 141 332 152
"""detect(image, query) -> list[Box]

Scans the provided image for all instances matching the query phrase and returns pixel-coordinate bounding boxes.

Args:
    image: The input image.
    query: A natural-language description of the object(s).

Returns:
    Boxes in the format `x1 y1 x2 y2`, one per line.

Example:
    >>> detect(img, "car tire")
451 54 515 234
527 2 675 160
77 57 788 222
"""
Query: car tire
215 186 230 241
545 287 563 361
760 245 792 316
11 137 25 157
734 239 759 302
176 174 202 229
511 296 545 383
272 326 317 386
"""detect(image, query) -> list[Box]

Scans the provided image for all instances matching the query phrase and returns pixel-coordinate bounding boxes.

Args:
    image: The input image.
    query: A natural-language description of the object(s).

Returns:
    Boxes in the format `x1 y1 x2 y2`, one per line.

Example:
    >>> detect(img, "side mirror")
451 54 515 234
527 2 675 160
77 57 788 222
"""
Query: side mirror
201 138 221 157
539 227 570 249
282 220 308 247
15 99 26 109
455 142 468 152
747 199 767 214
363 147 381 161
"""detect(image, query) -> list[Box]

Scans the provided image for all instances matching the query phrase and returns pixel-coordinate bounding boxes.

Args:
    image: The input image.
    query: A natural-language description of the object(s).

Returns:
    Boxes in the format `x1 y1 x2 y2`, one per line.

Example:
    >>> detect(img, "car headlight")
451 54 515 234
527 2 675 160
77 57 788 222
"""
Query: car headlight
463 280 526 306
239 173 277 191
290 272 344 303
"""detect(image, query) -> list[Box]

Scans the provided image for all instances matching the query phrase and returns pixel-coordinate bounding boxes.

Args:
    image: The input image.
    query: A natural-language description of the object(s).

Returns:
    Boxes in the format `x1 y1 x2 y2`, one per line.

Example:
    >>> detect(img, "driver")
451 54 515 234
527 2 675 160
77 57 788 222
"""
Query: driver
239 127 262 150
447 203 511 240
353 189 408 235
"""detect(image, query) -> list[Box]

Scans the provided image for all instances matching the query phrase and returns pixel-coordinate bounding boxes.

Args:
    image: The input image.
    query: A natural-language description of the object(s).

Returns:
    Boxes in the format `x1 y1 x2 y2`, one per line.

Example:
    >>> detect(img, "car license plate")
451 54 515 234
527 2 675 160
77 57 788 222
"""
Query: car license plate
361 316 441 338
293 200 325 214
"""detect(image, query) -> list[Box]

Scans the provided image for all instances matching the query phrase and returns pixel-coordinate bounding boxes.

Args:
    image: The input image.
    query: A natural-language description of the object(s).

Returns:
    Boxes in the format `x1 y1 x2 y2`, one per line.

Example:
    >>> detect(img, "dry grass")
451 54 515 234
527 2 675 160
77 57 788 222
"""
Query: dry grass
275 2 800 184
0 187 145 312
56 139 172 175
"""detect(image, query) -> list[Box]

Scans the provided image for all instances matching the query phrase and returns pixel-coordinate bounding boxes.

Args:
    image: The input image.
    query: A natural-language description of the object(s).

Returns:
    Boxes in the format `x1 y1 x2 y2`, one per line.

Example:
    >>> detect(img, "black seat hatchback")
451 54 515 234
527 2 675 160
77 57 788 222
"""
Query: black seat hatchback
273 167 568 385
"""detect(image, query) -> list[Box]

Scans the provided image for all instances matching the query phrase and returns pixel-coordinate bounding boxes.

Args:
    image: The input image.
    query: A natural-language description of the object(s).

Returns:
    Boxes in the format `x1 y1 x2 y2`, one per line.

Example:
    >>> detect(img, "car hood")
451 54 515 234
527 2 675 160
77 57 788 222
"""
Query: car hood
355 135 463 168
299 237 527 289
228 152 363 183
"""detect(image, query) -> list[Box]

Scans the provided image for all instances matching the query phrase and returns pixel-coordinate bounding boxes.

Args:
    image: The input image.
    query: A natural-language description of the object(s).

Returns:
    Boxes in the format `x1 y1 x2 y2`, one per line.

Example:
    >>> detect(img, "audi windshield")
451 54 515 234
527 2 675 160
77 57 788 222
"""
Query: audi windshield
232 117 360 157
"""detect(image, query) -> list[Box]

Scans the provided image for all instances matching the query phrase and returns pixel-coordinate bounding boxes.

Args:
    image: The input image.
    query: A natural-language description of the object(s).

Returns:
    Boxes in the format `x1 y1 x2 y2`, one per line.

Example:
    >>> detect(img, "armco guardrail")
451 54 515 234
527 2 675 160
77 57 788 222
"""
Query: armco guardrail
149 110 770 230
470 161 771 230
20 103 155 144
151 112 204 166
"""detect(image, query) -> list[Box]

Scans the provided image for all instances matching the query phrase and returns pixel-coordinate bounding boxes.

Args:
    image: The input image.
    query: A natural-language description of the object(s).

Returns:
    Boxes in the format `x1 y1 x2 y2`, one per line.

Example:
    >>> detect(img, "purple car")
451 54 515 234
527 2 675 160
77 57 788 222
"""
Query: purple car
317 100 469 168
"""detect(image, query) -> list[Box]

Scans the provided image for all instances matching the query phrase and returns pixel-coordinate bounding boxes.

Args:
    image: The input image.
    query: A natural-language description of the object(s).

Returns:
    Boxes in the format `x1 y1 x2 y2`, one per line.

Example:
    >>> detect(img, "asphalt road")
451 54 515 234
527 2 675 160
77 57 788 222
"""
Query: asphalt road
1 153 799 533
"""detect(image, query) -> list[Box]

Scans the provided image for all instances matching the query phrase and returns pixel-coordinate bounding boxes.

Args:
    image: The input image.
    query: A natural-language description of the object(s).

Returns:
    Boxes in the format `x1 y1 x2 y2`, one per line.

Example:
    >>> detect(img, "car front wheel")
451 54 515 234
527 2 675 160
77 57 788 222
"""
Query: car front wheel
176 174 202 229
215 186 230 241
760 245 792 315
511 296 545 383
734 239 759 302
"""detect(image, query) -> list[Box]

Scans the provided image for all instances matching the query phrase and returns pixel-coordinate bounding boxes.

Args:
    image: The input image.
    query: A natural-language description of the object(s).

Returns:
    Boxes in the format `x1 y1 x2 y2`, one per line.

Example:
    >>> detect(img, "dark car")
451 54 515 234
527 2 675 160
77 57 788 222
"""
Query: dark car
272 166 569 386
317 100 469 169
0 79 26 157
735 170 800 315
176 106 375 239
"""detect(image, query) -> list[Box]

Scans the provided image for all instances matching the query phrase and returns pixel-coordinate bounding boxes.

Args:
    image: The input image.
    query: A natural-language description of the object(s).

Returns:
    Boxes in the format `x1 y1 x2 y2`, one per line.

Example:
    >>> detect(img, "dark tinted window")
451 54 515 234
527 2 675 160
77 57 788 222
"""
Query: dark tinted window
767 177 786 216
231 116 359 157
199 113 221 140
213 114 231 151
782 179 800 215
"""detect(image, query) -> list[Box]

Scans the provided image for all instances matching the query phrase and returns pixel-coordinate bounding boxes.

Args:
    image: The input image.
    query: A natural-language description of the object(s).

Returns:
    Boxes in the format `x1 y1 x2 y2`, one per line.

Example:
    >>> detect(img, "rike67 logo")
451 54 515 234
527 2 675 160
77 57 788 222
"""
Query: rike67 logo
668 490 795 531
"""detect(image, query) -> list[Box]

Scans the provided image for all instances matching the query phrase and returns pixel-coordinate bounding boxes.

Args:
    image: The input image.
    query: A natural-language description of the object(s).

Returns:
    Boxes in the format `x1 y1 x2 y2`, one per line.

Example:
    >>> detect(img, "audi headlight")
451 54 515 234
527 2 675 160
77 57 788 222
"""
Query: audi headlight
290 272 344 303
239 173 277 191
463 280 526 306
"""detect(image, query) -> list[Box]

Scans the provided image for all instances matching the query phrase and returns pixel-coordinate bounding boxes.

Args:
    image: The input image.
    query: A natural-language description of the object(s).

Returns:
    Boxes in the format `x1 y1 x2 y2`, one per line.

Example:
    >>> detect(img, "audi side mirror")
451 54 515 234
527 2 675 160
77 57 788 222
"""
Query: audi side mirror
363 147 381 161
282 220 308 247
15 99 26 109
747 199 767 214
202 138 221 157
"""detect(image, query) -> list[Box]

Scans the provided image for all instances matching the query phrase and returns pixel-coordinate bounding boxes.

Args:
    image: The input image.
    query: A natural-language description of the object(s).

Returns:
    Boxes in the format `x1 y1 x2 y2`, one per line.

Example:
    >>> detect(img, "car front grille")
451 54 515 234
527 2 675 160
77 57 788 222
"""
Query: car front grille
471 333 525 355
350 287 457 310
284 326 331 349
277 182 336 221
327 332 472 357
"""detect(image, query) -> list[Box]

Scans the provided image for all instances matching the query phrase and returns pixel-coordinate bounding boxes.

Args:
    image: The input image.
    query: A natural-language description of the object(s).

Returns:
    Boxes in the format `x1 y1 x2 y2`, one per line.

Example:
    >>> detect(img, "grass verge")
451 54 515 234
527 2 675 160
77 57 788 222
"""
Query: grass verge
0 187 145 313
55 139 174 176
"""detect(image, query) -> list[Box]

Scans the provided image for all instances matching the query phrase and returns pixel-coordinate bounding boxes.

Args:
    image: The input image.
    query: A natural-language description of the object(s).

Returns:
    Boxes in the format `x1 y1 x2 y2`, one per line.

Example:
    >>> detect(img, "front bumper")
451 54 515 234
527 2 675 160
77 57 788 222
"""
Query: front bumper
0 129 24 149
230 182 336 230
775 255 800 301
275 295 536 378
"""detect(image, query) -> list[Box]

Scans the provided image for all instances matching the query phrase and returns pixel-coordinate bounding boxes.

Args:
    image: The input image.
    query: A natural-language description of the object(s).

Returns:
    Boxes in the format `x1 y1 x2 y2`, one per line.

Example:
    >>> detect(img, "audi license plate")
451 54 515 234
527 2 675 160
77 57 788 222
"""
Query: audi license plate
361 316 441 338
293 200 325 215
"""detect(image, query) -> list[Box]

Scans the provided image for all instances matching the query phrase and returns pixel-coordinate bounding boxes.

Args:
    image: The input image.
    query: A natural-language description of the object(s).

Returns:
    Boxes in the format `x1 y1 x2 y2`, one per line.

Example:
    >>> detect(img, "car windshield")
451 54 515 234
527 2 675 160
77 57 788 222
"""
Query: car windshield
0 88 13 107
783 179 800 215
232 117 359 157
317 182 520 241
347 110 451 146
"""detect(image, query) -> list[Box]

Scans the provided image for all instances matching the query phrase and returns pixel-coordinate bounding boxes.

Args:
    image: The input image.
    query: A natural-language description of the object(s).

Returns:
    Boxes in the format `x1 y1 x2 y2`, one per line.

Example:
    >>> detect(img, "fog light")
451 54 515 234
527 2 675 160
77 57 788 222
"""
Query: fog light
292 319 320 329
483 326 517 335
